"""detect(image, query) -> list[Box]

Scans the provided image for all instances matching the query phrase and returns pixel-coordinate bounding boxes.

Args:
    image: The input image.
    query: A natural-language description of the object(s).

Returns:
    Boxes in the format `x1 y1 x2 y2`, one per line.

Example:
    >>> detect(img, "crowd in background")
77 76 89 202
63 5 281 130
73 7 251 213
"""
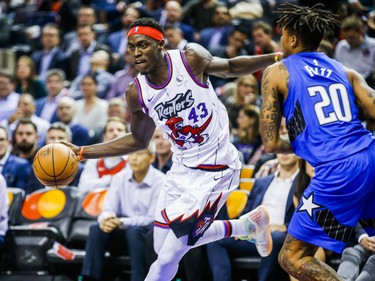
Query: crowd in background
0 0 374 280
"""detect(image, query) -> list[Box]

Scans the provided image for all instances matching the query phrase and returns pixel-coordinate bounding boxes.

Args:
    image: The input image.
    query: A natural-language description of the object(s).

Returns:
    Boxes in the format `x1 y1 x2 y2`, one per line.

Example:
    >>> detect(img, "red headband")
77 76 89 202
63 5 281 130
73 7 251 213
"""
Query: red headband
127 26 164 41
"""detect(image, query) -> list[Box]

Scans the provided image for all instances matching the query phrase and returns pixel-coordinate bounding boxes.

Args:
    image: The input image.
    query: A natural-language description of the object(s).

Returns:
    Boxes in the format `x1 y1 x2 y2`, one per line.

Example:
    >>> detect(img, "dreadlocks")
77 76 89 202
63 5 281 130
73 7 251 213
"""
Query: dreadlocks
275 3 341 50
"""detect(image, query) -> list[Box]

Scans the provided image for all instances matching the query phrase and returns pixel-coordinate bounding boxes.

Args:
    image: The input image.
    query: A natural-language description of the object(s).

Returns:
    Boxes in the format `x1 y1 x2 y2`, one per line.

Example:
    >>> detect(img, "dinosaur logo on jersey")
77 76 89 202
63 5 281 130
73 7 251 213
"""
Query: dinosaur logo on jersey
165 114 212 148
154 90 194 120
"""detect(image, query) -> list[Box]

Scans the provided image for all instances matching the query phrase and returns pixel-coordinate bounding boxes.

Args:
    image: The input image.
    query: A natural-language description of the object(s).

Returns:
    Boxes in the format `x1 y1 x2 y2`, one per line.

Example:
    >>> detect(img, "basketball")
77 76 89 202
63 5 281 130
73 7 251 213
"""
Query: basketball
33 143 79 189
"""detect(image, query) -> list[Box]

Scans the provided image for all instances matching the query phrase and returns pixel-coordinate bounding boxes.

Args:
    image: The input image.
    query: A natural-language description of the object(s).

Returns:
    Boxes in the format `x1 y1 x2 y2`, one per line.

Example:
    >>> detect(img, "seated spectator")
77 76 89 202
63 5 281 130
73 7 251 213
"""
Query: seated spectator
78 117 128 193
337 223 375 281
159 1 196 43
69 50 114 99
80 143 166 281
2 93 50 146
233 105 264 165
57 96 91 146
14 56 48 100
0 72 19 122
199 4 233 50
67 24 111 81
220 74 260 130
0 174 8 251
206 153 300 281
152 126 173 174
106 49 137 100
31 23 68 81
334 15 375 88
35 69 69 123
74 74 108 137
0 126 31 190
12 119 40 194
182 0 218 32
164 25 188 50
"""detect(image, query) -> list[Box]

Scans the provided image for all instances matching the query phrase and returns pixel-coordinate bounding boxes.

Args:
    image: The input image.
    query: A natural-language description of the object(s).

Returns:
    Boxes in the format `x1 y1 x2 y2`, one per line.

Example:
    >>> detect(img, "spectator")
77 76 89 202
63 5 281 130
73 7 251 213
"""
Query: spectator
0 126 31 190
80 143 166 281
14 56 48 100
77 117 128 193
69 50 114 99
206 153 300 281
183 0 218 32
61 6 108 56
74 74 108 136
35 69 68 123
233 105 264 165
31 23 68 81
159 1 196 43
107 6 141 58
0 72 19 122
2 93 50 146
334 15 375 88
209 26 249 89
57 96 91 146
11 119 39 194
221 74 260 130
152 126 173 174
106 49 138 100
67 24 111 81
0 174 8 251
199 4 233 50
337 223 375 281
164 25 188 50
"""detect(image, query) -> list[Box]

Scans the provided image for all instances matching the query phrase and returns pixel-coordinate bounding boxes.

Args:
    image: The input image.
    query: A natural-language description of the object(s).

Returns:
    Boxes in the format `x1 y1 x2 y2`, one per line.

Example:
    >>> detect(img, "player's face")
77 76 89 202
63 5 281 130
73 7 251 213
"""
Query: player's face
280 27 293 58
128 150 154 174
103 121 127 142
0 129 9 158
128 34 164 75
46 129 68 144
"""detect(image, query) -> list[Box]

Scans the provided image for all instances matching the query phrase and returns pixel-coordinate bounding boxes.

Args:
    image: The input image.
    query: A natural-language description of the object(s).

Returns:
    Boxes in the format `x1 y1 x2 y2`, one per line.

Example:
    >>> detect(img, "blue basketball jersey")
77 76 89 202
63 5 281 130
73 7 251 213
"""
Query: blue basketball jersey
282 52 373 166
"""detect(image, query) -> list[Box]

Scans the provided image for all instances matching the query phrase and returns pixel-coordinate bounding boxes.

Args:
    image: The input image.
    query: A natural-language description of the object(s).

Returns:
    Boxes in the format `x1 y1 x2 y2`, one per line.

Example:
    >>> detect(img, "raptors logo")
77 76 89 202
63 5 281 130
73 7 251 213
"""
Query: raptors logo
165 114 213 148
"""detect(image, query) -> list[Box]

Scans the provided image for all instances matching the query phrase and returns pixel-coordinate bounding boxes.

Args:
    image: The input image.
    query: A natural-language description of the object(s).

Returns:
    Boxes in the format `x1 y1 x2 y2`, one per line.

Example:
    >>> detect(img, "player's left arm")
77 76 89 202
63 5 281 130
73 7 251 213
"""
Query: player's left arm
260 63 293 154
184 43 280 79
346 68 375 119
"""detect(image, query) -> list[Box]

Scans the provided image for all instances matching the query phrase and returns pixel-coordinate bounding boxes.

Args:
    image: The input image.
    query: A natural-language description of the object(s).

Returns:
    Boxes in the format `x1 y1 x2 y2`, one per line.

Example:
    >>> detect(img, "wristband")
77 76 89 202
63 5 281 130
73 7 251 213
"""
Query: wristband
79 146 85 161
274 52 282 62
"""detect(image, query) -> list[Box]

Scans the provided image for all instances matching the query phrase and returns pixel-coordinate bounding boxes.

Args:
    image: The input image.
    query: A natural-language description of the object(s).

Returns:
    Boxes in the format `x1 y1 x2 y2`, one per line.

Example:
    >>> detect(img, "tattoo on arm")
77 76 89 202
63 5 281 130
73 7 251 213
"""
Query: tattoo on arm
260 68 278 143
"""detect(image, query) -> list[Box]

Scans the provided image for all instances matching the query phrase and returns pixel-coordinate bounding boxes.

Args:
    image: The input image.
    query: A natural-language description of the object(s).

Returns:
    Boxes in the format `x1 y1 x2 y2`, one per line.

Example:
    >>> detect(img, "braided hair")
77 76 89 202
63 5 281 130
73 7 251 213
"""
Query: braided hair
275 3 340 50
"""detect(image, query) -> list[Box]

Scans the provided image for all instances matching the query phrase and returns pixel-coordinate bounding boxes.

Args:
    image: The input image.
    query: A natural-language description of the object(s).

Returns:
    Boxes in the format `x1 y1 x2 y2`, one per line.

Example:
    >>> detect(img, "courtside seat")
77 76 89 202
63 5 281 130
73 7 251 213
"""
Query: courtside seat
67 188 107 249
226 190 249 219
4 187 79 272
7 187 25 226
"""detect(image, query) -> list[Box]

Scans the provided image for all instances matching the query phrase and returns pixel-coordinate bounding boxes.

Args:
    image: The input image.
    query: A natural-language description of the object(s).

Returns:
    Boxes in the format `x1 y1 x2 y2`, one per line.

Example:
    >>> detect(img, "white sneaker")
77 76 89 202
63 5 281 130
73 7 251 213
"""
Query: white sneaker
239 205 273 257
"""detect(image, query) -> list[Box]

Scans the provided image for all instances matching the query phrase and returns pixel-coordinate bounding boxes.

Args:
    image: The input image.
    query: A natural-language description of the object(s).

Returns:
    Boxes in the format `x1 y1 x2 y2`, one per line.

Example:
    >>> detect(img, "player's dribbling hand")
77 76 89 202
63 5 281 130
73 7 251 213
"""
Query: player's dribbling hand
59 141 80 158
99 217 122 233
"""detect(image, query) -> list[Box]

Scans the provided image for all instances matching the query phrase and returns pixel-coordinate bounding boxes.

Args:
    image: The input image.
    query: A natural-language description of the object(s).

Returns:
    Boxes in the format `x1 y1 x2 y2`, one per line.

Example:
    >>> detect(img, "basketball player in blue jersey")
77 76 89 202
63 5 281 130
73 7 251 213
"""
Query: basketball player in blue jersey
259 3 375 281
62 17 283 281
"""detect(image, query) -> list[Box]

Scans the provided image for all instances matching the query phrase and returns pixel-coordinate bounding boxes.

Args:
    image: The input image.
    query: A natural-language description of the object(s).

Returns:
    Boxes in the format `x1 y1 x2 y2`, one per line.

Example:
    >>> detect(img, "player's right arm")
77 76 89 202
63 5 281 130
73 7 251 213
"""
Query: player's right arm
65 83 156 159
346 68 375 119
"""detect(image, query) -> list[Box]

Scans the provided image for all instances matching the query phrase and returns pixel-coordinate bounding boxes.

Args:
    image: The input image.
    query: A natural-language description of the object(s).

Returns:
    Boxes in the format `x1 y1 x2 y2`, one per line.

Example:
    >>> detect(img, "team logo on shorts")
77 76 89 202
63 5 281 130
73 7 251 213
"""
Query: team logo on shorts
192 214 214 238
297 193 321 218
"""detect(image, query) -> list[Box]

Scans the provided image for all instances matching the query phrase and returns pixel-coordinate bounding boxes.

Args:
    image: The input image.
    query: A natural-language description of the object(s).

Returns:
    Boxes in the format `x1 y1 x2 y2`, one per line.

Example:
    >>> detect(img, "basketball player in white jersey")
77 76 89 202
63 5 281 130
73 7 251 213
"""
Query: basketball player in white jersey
63 18 282 281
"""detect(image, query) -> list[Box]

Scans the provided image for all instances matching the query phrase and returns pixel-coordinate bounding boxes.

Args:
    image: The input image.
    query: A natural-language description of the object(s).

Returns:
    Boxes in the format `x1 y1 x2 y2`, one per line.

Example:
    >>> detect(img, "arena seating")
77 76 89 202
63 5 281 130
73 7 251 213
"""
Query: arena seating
1 186 342 279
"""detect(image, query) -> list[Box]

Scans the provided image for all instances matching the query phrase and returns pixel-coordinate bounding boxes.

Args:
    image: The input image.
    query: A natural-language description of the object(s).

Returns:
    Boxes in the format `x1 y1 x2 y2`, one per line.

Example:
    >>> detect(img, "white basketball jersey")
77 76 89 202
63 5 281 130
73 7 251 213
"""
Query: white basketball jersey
135 50 239 168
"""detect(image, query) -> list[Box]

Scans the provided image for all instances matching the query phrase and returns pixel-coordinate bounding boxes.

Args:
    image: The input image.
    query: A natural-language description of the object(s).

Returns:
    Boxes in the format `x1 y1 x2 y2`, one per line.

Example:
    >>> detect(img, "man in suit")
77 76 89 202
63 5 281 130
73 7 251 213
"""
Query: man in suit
206 153 300 281
0 126 31 190
67 24 111 81
35 69 68 123
31 24 68 81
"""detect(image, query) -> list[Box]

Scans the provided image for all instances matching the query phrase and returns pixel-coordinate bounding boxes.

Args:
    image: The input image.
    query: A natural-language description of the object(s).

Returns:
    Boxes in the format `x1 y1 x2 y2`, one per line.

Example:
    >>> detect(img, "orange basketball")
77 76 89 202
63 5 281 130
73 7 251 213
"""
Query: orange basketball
33 143 79 189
